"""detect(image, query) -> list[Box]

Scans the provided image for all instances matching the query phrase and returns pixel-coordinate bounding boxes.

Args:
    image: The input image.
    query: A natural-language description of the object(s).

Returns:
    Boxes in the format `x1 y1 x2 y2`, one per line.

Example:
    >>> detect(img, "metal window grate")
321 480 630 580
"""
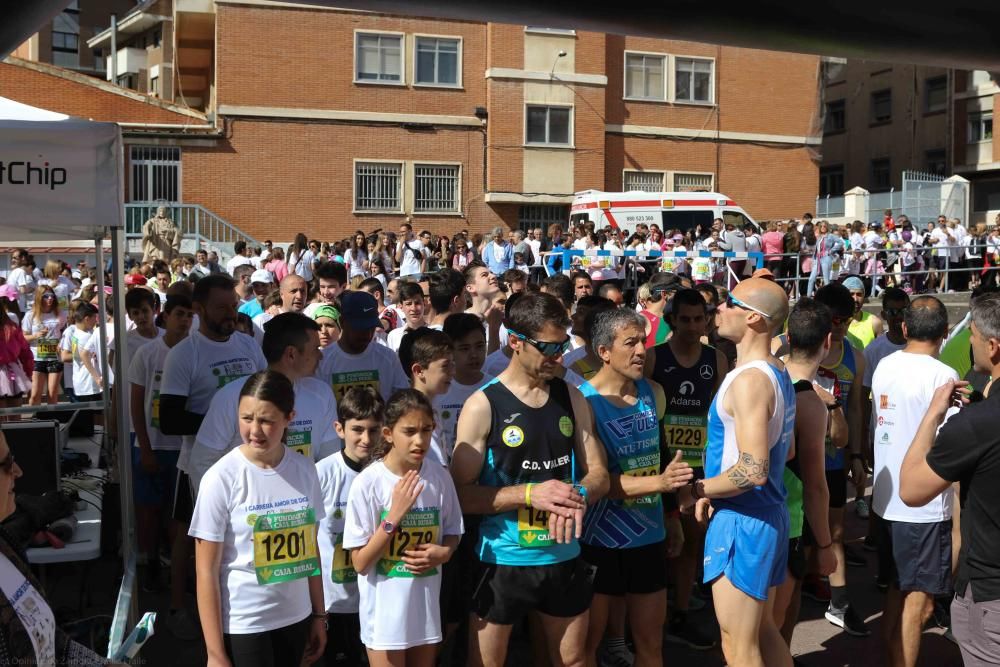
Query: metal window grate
623 170 665 192
674 173 713 192
355 162 402 211
129 146 180 202
518 205 568 233
414 164 459 212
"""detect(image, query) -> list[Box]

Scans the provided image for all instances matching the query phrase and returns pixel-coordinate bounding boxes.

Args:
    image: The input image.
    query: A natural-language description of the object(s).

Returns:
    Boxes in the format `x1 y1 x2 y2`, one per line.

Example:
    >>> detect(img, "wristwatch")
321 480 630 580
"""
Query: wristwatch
827 400 842 411
381 519 396 535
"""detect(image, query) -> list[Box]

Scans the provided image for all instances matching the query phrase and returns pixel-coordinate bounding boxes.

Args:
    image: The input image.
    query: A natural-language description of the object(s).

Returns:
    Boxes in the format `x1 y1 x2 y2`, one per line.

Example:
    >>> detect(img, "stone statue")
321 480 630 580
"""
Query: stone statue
141 206 182 263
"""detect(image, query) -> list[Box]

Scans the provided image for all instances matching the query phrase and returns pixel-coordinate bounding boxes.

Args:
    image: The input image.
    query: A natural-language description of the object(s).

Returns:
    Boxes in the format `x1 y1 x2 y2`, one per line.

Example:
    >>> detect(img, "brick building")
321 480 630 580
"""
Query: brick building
819 60 999 224
7 0 824 242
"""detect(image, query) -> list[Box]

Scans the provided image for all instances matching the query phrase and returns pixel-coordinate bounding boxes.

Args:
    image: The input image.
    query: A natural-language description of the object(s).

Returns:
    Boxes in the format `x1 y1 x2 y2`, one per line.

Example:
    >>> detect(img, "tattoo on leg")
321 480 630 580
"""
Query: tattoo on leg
726 452 770 490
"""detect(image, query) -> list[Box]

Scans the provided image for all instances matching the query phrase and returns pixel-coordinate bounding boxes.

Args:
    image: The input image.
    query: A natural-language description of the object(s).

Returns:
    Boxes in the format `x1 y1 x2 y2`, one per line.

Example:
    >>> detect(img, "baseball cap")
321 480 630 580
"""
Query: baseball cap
842 276 865 292
250 269 274 285
125 273 147 286
311 304 340 324
340 291 380 330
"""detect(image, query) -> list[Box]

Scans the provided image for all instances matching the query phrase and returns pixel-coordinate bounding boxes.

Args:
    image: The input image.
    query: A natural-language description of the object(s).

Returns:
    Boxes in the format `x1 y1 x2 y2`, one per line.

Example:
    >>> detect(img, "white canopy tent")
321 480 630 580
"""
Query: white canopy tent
0 97 136 655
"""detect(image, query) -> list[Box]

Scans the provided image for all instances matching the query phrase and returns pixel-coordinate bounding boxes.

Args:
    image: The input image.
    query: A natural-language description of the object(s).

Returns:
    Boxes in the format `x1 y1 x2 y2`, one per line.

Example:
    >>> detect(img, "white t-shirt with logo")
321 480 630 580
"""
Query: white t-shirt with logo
111 328 164 395
21 313 64 362
872 351 959 523
189 447 325 634
0 554 56 665
128 337 183 451
343 459 463 650
61 327 99 396
433 374 493 466
315 342 409 405
190 375 339 489
317 452 362 613
160 330 267 473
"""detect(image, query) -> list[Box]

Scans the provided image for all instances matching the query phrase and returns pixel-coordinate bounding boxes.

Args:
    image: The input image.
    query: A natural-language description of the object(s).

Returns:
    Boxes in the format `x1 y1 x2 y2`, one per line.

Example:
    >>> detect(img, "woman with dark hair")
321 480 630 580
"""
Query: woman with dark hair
190 370 327 667
798 221 817 298
288 233 316 283
451 234 474 270
345 230 370 280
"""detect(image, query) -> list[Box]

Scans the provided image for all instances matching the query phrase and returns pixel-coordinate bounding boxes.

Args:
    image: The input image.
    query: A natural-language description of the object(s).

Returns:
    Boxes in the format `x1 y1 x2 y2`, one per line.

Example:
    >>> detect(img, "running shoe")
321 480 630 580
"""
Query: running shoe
598 642 634 667
843 543 867 567
825 604 870 637
855 498 870 519
663 617 717 650
167 608 200 641
802 576 832 603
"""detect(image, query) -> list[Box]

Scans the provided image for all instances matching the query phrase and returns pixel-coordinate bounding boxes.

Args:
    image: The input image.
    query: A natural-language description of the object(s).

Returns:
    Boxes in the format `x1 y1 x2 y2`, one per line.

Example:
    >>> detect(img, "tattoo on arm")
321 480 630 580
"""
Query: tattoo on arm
726 452 770 490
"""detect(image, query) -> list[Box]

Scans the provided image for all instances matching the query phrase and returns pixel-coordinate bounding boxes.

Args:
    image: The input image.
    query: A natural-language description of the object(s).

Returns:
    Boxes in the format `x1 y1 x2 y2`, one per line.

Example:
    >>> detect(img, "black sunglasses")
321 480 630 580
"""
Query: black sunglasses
509 330 570 357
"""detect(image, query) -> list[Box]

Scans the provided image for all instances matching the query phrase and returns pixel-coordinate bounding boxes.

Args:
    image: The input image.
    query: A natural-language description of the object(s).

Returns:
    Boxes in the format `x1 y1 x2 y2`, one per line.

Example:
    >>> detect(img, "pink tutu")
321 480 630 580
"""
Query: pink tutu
0 361 32 397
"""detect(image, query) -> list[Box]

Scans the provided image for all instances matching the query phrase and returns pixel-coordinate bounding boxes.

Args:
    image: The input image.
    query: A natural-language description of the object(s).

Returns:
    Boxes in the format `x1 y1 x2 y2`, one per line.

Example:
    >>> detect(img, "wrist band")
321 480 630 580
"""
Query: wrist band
525 483 533 507
816 541 833 550
574 484 588 503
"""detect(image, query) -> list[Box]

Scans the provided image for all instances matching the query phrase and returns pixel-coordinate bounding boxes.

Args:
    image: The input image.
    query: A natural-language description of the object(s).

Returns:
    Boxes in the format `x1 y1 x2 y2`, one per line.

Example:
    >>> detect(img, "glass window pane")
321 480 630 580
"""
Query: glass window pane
625 63 643 97
416 50 435 83
358 41 378 78
382 40 401 80
675 70 692 100
694 71 711 101
549 108 570 144
647 68 663 99
527 107 548 143
438 51 458 84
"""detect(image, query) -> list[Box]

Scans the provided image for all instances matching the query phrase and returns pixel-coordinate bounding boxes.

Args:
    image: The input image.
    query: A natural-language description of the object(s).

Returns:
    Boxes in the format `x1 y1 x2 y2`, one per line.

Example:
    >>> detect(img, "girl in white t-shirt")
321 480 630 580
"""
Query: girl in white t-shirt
22 285 65 406
343 389 463 663
189 370 327 667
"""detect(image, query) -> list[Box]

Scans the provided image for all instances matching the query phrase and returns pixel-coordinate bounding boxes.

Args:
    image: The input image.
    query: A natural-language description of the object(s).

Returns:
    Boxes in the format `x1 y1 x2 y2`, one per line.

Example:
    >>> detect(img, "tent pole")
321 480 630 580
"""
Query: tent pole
111 227 137 626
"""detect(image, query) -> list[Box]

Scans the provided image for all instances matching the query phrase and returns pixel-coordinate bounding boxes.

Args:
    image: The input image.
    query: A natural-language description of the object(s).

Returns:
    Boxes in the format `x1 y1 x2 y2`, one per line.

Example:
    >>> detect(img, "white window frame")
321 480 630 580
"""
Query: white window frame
412 161 462 215
672 171 715 192
353 30 406 86
969 111 994 143
671 55 715 106
622 169 667 192
353 159 405 214
524 103 574 148
524 26 576 35
412 34 463 89
623 50 667 102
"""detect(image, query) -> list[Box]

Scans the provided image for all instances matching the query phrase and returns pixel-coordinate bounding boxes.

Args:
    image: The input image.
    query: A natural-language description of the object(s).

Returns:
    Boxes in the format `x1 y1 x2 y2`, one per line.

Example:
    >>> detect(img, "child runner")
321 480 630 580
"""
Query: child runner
128 295 195 593
190 370 327 667
344 389 463 667
386 282 428 352
398 328 456 466
317 386 385 666
22 285 65 406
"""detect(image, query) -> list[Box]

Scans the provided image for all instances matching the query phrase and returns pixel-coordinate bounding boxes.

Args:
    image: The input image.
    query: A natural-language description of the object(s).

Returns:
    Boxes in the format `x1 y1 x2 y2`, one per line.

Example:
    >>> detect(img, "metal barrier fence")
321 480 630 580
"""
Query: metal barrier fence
540 245 989 298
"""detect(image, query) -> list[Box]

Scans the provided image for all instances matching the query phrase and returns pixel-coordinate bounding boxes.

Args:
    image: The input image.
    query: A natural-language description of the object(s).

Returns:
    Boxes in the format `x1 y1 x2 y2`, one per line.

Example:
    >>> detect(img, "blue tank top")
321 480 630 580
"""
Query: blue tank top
704 360 796 511
580 379 664 549
477 377 579 565
816 340 858 471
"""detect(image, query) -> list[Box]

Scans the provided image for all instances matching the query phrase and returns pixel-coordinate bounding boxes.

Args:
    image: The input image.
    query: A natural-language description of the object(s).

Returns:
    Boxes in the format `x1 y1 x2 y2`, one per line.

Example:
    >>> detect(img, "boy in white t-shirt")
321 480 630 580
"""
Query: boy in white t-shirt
436 314 492 461
317 386 385 667
128 294 194 594
386 282 427 352
398 328 455 467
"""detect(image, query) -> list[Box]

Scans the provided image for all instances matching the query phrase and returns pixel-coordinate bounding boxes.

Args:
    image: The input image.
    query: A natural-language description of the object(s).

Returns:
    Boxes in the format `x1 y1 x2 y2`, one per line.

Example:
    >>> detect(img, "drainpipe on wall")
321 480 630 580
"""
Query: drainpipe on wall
109 14 116 84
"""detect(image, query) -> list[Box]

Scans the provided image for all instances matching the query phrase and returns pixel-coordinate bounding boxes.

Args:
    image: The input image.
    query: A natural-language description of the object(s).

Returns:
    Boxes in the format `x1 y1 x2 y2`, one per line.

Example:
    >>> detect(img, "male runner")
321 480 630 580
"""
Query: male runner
772 299 838 645
580 308 694 667
678 278 794 667
651 288 728 649
452 292 610 667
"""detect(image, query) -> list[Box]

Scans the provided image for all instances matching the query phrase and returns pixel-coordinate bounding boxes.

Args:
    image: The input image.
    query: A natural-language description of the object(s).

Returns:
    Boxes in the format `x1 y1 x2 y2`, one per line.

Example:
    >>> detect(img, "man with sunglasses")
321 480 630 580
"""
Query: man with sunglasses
676 277 795 667
452 292 609 667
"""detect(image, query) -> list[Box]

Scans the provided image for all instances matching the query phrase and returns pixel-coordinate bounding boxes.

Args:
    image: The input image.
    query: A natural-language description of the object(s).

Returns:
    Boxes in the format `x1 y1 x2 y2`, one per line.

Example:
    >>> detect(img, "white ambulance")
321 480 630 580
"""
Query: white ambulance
569 189 761 238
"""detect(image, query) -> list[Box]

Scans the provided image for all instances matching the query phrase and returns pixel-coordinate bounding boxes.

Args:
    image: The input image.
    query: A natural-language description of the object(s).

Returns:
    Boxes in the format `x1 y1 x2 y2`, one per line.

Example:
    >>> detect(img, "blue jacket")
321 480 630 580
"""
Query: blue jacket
484 241 514 275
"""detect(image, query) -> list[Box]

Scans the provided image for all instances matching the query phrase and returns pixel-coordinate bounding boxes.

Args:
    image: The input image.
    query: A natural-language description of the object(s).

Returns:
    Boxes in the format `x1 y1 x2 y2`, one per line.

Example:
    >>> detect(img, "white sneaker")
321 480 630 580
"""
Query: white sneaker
167 608 200 641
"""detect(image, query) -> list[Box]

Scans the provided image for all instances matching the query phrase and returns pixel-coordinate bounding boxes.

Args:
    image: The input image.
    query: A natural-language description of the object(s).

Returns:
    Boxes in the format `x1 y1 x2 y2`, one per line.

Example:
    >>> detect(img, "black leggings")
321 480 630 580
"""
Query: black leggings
223 617 309 667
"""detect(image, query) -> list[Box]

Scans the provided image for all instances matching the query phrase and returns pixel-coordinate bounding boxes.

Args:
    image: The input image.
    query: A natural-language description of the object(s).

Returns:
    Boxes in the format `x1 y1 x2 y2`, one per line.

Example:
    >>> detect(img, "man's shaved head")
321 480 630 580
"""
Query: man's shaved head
732 278 789 334
279 274 308 312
